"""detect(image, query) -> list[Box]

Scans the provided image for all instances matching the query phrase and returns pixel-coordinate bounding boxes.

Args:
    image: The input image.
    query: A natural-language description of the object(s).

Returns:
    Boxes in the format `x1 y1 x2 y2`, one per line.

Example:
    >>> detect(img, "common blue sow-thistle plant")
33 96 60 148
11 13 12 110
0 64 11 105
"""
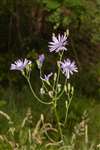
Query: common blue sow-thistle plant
10 31 78 144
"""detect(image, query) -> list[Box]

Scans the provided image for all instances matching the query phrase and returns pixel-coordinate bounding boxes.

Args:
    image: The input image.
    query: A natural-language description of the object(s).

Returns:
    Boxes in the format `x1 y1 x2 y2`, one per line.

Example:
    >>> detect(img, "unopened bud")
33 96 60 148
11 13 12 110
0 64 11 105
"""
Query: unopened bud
64 85 67 93
57 84 61 93
67 83 71 92
65 101 68 109
54 73 57 82
66 29 69 37
71 86 74 95
40 88 45 95
57 61 61 68
41 114 44 122
48 91 53 98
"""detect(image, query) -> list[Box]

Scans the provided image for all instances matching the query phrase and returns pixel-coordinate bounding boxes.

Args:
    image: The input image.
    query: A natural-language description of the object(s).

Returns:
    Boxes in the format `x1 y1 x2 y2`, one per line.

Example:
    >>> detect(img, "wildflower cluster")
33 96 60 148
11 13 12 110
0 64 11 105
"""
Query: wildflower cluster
10 32 77 80
10 31 78 144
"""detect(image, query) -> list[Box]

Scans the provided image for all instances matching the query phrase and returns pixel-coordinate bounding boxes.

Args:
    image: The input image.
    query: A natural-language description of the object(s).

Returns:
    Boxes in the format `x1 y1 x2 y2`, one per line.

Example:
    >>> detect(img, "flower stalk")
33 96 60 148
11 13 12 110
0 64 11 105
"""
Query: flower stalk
10 31 78 145
53 100 64 142
27 77 52 105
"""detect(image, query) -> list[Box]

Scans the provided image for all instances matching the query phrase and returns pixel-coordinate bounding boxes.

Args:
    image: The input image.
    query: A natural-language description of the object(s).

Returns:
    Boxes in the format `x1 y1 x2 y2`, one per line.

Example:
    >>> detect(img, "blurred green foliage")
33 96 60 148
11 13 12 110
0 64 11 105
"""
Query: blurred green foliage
0 86 100 149
0 0 100 97
0 0 100 50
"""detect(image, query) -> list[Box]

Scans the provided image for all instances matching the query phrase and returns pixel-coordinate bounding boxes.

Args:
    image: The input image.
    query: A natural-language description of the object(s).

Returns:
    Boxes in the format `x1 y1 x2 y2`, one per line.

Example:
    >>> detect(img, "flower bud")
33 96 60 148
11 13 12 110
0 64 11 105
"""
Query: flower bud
65 100 68 109
71 86 74 95
54 73 57 82
64 85 67 93
57 84 61 93
40 87 45 95
67 83 71 92
48 91 53 98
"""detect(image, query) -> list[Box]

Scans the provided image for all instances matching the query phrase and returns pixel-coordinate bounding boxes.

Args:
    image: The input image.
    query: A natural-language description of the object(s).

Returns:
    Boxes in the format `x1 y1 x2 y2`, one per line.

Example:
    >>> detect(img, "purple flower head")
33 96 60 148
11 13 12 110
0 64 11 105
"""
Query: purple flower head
41 72 53 81
44 72 53 81
37 54 45 69
10 58 32 71
48 33 68 53
60 59 78 79
38 54 45 64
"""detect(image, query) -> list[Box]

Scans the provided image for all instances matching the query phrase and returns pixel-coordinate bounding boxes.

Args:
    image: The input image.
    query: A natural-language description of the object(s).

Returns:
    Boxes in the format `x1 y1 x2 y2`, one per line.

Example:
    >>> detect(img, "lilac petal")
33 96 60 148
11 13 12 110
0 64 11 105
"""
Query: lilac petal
38 54 45 64
56 47 67 52
52 36 58 43
24 58 29 66
58 34 61 41
10 64 16 70
41 72 53 81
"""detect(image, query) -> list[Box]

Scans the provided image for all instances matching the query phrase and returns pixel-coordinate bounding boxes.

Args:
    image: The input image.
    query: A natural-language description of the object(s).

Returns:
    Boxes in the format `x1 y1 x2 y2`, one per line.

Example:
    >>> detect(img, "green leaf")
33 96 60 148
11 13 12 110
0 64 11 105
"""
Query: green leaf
43 0 60 10
0 100 7 107
62 16 71 26
64 0 82 6
19 129 28 145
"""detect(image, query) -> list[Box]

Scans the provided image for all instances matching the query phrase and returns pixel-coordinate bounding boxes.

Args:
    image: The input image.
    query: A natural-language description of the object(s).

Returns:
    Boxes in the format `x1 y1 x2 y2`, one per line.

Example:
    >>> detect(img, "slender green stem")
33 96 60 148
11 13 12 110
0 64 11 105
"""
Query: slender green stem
64 95 73 126
27 78 52 105
56 89 65 100
85 124 88 150
53 104 63 141
55 51 64 96
52 74 57 95
51 51 64 141
56 78 67 100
